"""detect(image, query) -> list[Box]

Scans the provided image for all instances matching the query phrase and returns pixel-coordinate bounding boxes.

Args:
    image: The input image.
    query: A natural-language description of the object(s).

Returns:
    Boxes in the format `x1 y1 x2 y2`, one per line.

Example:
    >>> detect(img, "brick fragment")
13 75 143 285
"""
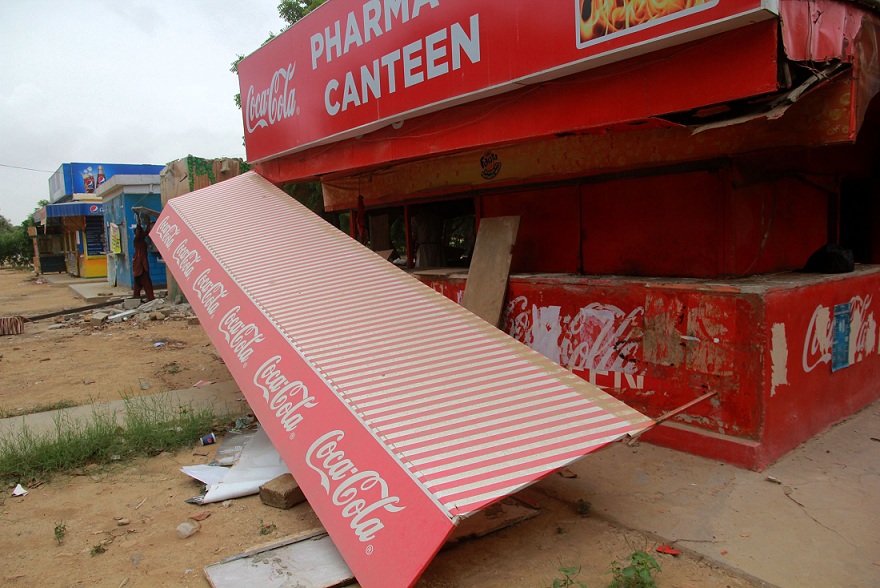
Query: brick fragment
259 473 306 510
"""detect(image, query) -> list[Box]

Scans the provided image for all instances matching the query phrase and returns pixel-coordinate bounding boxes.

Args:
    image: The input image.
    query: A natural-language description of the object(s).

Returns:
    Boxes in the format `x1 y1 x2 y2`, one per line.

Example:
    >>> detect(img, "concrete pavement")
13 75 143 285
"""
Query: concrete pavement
39 273 130 303
538 399 880 587
0 380 247 439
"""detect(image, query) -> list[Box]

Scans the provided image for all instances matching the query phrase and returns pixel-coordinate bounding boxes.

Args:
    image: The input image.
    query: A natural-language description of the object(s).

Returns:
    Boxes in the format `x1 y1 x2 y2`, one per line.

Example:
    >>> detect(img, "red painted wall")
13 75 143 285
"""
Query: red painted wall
480 185 580 274
477 167 829 278
761 270 880 463
417 267 880 469
580 171 724 276
421 274 764 439
729 176 830 275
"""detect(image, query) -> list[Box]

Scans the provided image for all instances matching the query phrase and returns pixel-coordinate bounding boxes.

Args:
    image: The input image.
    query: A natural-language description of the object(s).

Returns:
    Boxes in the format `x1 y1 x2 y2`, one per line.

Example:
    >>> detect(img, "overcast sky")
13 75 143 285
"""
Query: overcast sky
0 0 285 225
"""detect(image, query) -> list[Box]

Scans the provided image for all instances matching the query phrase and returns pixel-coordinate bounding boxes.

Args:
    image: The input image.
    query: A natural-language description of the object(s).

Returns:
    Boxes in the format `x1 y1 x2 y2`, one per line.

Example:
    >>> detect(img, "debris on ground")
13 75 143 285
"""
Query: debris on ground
259 474 306 510
177 520 201 538
182 427 289 505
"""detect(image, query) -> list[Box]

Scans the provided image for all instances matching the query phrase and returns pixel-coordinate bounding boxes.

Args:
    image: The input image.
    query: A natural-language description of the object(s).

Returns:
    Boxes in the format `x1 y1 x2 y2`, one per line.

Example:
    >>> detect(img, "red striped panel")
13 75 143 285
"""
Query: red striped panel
156 172 652 587
0 316 24 336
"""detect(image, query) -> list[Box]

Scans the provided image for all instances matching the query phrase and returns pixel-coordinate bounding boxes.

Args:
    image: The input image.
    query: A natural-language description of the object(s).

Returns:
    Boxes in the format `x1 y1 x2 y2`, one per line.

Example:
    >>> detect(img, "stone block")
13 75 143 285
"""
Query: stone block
259 474 306 510
123 298 142 310
91 312 109 326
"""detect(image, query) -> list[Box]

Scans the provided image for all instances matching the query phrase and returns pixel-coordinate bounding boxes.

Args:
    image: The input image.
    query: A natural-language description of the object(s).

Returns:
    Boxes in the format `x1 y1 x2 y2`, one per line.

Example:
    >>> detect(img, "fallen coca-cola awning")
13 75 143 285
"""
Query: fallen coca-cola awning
152 171 652 588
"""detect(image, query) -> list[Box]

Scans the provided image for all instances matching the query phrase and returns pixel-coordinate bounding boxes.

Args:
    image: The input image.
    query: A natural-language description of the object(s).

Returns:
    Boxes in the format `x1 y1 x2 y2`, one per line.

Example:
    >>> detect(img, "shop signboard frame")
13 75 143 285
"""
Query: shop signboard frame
237 0 779 162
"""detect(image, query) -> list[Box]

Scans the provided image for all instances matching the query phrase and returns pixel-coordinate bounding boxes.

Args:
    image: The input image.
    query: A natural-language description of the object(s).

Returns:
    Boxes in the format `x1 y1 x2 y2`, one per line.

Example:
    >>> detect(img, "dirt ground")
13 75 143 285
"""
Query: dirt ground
0 269 232 413
0 268 760 587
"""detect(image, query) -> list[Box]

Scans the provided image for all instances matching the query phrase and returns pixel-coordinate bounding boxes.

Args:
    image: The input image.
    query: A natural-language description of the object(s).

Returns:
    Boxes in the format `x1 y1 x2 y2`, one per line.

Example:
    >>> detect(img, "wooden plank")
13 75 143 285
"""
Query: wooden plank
461 216 520 327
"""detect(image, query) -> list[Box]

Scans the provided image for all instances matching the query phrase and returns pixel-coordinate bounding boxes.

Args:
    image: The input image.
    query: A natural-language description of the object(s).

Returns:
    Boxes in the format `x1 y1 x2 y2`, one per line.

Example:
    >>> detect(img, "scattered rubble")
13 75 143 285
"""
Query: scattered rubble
36 298 200 331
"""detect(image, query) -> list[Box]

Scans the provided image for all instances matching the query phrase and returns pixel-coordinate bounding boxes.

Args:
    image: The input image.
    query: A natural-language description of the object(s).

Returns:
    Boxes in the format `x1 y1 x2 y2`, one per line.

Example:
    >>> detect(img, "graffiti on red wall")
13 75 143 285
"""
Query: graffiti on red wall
505 296 645 381
802 295 877 373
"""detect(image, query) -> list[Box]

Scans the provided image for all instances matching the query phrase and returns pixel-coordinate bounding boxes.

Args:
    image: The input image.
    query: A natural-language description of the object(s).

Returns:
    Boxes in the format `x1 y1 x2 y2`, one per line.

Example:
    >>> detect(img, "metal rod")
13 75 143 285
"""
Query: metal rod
626 390 718 446
25 298 125 322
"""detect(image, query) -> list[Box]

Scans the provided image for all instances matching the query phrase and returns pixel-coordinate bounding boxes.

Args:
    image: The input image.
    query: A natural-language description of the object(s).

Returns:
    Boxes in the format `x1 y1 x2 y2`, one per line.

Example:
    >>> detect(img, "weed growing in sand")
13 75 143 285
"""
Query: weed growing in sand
608 550 661 588
0 394 227 482
259 520 277 535
0 399 79 419
164 362 183 374
576 498 592 516
90 543 107 556
550 565 587 588
54 522 66 544
120 394 216 456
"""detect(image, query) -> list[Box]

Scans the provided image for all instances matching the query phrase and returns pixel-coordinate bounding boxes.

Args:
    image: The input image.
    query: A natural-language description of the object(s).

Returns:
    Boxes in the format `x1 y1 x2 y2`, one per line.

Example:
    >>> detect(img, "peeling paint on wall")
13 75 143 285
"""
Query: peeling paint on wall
685 303 733 376
770 322 789 396
642 294 685 368
803 295 877 373
803 304 833 372
505 296 644 375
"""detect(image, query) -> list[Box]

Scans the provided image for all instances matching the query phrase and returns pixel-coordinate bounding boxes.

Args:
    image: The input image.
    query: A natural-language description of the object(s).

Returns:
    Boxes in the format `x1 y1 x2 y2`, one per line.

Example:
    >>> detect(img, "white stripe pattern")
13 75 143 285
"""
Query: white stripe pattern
170 173 652 517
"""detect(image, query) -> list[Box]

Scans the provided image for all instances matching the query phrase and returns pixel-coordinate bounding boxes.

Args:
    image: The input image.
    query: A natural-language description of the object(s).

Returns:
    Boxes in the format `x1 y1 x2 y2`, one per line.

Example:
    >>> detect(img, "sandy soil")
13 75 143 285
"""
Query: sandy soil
0 269 232 414
0 268 760 587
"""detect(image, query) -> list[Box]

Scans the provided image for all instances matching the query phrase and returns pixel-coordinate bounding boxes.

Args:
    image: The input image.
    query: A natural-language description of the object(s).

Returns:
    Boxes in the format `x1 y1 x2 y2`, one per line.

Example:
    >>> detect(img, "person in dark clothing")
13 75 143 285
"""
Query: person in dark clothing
132 213 155 301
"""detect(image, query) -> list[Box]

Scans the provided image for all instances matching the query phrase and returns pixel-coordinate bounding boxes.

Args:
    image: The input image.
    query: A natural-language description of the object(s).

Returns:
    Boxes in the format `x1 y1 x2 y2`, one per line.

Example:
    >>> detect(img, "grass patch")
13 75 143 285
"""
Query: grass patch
0 395 223 484
0 399 80 419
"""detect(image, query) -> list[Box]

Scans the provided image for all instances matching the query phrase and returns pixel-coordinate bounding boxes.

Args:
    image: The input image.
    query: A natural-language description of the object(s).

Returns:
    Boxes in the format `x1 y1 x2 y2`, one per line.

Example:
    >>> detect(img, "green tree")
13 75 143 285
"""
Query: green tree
0 213 32 267
0 200 50 267
277 0 326 26
231 1 328 215
0 214 14 234
230 1 326 107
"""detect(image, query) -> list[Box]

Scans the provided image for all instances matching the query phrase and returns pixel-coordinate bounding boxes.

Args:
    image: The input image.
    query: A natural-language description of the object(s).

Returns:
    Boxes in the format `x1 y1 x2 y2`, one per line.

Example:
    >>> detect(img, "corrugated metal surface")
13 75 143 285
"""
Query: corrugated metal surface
0 316 25 336
154 171 652 586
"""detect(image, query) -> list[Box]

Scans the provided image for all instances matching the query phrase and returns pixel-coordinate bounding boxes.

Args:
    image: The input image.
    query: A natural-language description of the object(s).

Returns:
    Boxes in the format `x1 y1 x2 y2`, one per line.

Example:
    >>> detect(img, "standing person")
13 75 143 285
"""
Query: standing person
132 213 155 301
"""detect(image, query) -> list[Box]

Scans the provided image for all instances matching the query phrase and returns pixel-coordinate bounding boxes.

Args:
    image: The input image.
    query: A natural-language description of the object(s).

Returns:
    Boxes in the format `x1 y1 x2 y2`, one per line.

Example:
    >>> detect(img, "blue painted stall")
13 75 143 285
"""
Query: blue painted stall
98 175 166 290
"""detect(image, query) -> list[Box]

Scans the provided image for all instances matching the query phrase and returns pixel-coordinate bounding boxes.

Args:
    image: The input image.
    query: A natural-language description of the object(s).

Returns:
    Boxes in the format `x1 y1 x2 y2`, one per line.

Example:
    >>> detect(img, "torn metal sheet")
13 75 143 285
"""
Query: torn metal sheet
204 531 355 588
205 500 540 587
152 172 652 588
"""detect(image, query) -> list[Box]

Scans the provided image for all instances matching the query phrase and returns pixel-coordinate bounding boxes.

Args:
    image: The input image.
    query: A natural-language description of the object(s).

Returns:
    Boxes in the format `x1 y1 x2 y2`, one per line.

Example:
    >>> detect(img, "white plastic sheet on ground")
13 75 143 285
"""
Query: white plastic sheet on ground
182 426 289 504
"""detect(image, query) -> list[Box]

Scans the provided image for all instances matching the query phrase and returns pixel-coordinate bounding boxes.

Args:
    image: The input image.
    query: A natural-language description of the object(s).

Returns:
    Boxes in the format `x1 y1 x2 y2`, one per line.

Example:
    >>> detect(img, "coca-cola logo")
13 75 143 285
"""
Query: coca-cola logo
306 430 405 543
171 239 201 278
217 305 265 364
155 218 180 248
245 63 297 134
253 355 317 433
192 269 228 317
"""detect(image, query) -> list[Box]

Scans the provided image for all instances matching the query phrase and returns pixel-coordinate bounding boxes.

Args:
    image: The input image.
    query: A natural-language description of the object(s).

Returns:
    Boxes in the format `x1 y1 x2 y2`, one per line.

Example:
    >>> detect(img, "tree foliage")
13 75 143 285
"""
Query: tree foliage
0 215 31 267
232 1 329 216
0 201 48 267
277 0 326 26
231 1 326 108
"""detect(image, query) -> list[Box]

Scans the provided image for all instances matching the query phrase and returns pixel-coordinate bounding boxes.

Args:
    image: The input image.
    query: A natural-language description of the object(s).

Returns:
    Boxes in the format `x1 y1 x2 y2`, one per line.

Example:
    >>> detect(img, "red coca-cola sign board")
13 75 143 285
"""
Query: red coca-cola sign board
237 0 778 162
152 172 651 587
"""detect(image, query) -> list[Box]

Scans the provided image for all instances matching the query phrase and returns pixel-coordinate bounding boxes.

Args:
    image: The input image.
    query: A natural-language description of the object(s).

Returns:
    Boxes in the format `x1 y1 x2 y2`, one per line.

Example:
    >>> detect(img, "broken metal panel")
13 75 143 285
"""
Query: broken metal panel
779 0 867 62
0 316 25 336
152 172 652 588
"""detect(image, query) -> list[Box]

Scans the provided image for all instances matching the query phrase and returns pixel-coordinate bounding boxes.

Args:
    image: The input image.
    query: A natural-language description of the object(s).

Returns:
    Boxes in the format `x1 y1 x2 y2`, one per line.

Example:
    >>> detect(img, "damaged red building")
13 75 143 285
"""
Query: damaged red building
236 0 880 470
